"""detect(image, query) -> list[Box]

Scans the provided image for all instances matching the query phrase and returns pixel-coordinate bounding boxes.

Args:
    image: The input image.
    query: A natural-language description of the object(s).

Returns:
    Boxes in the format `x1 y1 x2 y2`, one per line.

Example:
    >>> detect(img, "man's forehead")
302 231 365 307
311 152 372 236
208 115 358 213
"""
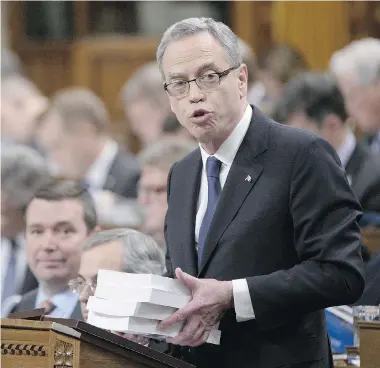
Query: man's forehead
162 33 229 75
27 199 84 223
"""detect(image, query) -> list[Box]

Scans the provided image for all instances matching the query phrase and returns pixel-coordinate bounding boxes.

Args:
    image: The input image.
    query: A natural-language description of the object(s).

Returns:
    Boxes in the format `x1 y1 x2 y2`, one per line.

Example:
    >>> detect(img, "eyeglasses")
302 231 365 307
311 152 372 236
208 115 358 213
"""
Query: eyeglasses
68 277 97 295
164 65 240 97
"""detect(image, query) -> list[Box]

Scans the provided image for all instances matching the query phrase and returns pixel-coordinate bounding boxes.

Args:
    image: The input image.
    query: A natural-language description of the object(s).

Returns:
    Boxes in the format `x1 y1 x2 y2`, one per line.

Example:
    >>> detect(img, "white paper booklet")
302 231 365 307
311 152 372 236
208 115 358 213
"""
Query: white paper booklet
97 270 191 296
95 283 191 309
87 296 178 320
88 310 221 345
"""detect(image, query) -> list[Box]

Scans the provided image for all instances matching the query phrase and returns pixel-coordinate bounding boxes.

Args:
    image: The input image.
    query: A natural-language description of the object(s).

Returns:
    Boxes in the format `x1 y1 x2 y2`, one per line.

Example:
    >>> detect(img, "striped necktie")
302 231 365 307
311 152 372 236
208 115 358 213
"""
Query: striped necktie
40 300 56 315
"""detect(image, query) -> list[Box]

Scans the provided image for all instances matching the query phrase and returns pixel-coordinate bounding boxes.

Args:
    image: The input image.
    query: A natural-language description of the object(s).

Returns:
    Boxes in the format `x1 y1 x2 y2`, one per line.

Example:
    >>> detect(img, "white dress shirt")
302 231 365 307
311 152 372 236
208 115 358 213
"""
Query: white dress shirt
85 139 118 190
35 287 79 319
337 130 356 169
196 104 256 322
1 236 28 300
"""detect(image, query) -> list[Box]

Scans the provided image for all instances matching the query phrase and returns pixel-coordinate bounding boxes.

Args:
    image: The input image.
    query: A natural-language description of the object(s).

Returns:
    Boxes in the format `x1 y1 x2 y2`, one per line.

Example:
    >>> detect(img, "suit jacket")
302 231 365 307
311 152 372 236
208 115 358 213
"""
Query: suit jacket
11 288 83 320
164 107 365 368
345 143 380 213
103 147 140 198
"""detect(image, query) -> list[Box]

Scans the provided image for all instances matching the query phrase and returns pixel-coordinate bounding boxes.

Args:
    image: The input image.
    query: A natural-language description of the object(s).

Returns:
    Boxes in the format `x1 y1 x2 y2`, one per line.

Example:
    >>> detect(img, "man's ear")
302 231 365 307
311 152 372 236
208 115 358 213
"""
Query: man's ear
238 64 249 98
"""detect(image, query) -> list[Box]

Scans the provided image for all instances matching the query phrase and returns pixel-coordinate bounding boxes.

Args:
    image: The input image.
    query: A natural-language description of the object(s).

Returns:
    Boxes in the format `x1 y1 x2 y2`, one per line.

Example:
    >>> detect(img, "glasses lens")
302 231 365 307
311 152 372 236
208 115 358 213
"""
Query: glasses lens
68 278 84 294
197 74 220 89
167 81 188 96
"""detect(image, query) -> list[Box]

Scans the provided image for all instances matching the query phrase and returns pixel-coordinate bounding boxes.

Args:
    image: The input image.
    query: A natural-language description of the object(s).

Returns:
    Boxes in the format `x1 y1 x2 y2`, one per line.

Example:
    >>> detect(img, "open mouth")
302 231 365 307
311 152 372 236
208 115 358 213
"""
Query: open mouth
192 109 210 118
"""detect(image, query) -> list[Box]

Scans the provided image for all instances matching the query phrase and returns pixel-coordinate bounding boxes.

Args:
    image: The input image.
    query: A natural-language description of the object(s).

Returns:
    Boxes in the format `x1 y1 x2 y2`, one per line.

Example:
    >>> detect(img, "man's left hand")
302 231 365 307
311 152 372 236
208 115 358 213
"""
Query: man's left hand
157 267 233 347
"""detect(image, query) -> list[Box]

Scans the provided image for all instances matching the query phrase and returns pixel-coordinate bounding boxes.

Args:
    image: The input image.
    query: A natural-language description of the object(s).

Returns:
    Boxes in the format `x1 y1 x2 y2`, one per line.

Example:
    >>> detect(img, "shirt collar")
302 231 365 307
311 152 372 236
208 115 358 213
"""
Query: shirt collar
85 139 118 188
200 104 252 167
36 286 78 311
337 129 356 168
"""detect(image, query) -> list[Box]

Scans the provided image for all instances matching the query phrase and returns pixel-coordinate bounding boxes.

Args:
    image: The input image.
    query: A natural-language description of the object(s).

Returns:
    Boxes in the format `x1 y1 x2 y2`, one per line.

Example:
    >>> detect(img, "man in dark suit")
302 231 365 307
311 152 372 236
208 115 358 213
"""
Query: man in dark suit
155 18 365 368
36 87 140 199
11 179 99 320
329 38 380 155
1 145 51 316
276 71 380 213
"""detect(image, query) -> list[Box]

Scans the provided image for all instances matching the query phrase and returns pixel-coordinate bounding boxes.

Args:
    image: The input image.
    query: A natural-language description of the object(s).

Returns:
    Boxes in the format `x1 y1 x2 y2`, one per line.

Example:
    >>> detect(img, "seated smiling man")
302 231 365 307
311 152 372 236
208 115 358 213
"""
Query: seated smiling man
11 179 99 319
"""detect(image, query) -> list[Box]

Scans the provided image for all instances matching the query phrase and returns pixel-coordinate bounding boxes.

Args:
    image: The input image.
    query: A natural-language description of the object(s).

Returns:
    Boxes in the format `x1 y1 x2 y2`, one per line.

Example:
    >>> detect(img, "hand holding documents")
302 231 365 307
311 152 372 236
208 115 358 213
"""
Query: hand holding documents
86 269 222 345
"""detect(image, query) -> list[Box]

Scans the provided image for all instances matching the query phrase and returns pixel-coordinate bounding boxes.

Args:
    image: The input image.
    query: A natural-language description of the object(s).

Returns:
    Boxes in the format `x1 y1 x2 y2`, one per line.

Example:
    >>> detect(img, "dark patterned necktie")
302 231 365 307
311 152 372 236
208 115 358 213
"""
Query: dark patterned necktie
197 156 222 266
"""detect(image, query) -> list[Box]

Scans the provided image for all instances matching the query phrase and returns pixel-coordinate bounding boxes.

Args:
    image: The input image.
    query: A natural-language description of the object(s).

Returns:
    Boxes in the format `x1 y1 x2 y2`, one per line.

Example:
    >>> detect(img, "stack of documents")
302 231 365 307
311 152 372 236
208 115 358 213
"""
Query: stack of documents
87 270 221 344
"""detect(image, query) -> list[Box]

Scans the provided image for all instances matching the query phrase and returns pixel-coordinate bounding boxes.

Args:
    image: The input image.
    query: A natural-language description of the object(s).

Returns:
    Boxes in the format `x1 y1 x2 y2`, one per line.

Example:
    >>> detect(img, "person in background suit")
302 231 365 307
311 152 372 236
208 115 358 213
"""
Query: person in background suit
1 145 51 316
155 18 364 368
11 179 99 320
329 38 380 154
70 228 166 350
275 71 380 213
36 87 140 199
1 75 48 151
137 137 197 247
120 62 172 149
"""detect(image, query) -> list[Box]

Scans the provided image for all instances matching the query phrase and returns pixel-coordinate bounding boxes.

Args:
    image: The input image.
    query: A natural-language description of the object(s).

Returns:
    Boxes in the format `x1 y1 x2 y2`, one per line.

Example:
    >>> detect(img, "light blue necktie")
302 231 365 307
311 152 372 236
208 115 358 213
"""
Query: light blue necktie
198 157 221 266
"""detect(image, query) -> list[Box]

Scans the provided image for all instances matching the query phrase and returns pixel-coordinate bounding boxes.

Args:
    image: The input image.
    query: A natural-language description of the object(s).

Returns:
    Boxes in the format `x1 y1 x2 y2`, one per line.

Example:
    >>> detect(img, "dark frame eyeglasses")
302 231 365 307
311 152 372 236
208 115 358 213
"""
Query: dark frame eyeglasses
164 65 240 97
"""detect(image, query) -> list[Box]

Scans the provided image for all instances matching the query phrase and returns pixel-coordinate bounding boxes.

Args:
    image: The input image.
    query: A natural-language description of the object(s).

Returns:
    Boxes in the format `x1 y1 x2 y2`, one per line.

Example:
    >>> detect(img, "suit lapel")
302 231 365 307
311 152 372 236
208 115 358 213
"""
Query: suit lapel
174 151 202 276
198 107 269 276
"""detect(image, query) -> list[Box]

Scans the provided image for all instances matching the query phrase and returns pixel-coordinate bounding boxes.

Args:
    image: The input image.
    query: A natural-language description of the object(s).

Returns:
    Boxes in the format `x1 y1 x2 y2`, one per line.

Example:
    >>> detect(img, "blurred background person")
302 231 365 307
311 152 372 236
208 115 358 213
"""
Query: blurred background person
120 62 171 150
276 71 380 214
1 145 51 316
161 113 195 141
36 87 140 199
329 38 380 153
1 48 25 78
1 75 48 149
257 43 309 116
137 137 197 247
10 179 99 319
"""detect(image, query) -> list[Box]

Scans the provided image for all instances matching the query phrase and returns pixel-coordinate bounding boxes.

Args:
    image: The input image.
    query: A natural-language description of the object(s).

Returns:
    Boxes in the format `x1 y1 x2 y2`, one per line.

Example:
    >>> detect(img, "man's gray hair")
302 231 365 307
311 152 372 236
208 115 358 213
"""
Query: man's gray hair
120 62 168 107
82 228 166 275
156 17 242 76
138 137 197 170
329 38 380 86
1 145 51 209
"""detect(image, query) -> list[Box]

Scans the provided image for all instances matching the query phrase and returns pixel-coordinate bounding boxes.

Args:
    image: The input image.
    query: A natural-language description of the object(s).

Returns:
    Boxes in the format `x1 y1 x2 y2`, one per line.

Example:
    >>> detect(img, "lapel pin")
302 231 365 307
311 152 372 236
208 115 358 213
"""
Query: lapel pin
245 175 252 183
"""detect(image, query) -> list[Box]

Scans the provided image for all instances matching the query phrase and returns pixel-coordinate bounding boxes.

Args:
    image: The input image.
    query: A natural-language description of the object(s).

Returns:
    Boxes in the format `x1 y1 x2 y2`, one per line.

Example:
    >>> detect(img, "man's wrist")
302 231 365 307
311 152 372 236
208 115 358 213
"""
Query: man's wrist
221 280 234 309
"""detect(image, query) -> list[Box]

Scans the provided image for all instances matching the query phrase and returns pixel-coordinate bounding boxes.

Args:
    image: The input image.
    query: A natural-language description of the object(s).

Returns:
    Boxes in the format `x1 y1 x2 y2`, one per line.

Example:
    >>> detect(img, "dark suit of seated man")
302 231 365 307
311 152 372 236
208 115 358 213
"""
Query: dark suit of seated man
276 71 380 213
11 179 99 319
154 18 365 368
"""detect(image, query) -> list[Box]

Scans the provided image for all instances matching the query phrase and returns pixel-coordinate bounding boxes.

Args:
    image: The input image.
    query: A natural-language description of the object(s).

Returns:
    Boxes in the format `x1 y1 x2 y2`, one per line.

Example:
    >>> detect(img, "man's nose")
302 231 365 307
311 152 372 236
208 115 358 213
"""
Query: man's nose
40 231 58 251
188 81 205 103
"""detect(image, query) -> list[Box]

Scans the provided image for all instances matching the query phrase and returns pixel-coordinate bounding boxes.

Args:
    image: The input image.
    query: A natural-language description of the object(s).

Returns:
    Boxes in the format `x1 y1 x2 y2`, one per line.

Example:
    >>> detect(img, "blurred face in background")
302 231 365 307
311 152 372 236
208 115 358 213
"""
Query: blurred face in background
138 165 168 246
26 198 91 291
37 110 99 179
1 193 25 238
1 79 48 143
75 241 123 320
161 32 248 152
337 74 380 134
125 98 167 146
